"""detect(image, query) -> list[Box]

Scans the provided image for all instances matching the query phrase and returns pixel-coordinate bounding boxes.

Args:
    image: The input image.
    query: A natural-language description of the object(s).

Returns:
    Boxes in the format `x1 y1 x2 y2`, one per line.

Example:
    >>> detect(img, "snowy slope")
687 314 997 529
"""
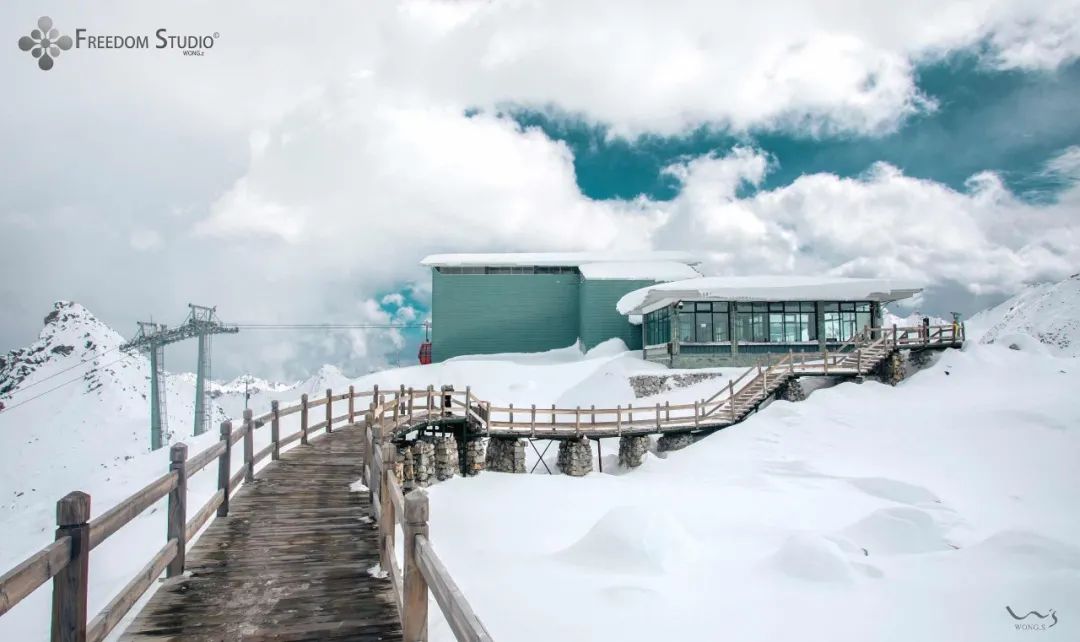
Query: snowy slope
1 279 1078 641
968 273 1080 357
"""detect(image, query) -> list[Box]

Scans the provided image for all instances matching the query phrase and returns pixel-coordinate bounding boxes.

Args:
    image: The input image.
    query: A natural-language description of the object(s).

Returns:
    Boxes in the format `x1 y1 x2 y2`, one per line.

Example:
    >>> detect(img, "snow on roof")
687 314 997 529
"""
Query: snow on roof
421 251 699 268
617 275 923 315
578 261 701 281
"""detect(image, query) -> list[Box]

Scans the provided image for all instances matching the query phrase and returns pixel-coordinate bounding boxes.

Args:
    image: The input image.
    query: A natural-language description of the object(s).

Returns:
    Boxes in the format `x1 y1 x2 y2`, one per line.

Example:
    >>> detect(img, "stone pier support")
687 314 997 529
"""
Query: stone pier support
618 435 649 469
433 434 458 481
776 378 806 402
557 438 593 477
412 440 435 487
485 437 526 473
463 437 486 476
397 444 415 489
656 433 694 453
879 351 906 386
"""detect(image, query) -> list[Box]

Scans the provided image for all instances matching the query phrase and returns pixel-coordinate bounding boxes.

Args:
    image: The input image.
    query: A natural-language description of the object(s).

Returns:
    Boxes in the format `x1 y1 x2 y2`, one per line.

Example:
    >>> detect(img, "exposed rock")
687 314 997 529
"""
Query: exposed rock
630 372 724 398
878 351 906 386
433 434 458 480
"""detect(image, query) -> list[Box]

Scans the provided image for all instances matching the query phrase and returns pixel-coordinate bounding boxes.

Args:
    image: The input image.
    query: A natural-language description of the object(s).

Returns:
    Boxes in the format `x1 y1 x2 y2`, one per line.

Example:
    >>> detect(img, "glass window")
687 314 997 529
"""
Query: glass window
678 310 695 342
823 301 872 341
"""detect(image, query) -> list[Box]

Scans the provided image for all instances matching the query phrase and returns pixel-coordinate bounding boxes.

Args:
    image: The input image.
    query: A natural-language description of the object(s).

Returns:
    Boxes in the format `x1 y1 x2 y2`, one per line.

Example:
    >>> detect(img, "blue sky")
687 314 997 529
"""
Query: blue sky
2 1 1079 378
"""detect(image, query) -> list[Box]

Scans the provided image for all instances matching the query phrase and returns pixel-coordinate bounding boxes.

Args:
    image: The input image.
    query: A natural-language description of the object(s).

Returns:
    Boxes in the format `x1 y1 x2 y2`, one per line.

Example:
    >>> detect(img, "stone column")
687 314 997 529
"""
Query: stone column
433 434 458 481
413 440 435 487
557 438 593 477
776 378 806 402
463 437 486 476
618 435 649 469
878 351 905 386
398 444 415 489
485 437 526 473
657 433 694 453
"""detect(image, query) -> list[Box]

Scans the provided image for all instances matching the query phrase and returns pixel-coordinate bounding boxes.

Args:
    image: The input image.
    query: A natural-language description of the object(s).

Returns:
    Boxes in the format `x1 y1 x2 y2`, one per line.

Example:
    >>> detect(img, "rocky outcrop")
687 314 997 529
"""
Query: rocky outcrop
657 433 694 452
630 372 724 398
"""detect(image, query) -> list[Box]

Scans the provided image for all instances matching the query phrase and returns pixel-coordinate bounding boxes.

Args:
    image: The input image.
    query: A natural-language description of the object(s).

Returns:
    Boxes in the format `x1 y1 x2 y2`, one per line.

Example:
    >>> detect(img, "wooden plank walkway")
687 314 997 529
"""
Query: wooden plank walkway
122 425 403 641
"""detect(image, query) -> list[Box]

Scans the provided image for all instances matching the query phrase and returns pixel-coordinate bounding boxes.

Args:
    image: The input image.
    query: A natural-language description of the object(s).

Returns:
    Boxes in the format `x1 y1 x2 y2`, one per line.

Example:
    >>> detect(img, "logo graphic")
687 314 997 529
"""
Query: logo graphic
1006 606 1059 630
17 17 73 71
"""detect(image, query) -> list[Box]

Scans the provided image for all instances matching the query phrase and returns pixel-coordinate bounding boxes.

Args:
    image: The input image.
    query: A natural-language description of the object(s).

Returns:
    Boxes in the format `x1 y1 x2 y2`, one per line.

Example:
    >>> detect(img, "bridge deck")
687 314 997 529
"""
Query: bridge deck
122 425 402 641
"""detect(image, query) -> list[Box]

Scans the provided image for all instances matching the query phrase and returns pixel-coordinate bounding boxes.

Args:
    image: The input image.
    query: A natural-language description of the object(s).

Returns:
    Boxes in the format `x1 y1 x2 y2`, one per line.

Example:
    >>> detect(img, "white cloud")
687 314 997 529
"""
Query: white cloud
658 152 1080 295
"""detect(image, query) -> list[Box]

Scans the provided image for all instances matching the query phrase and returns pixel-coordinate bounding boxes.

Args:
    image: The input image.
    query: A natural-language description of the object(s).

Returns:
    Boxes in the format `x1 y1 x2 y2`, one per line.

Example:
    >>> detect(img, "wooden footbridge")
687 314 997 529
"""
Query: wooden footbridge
0 324 961 641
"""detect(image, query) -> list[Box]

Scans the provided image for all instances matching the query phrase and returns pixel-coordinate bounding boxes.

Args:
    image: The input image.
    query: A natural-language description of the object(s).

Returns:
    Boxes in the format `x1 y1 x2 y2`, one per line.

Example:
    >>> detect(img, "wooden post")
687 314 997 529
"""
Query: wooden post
655 403 661 429
789 349 795 374
300 394 309 445
893 323 898 348
823 348 829 375
325 388 333 434
373 385 380 409
628 403 633 424
550 404 556 426
464 386 472 416
271 400 281 461
509 403 514 424
348 385 355 424
402 490 430 642
51 491 90 642
379 446 396 573
856 348 862 373
665 401 671 421
407 387 414 422
591 405 596 426
575 406 581 435
166 443 188 578
427 385 434 414
217 420 231 517
694 400 700 427
728 380 736 422
530 404 536 432
616 405 622 434
243 409 255 483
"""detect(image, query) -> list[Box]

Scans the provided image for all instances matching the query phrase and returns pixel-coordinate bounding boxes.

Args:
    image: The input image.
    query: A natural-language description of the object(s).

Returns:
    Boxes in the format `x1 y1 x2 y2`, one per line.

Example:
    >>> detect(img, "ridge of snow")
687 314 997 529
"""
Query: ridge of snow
579 261 701 281
421 251 700 268
968 273 1080 357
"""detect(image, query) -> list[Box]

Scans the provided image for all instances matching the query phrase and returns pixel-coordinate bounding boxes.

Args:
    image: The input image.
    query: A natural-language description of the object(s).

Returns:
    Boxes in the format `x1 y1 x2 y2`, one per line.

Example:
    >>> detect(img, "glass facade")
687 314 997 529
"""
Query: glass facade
678 302 729 343
436 266 579 275
643 308 671 346
642 300 878 347
823 302 872 341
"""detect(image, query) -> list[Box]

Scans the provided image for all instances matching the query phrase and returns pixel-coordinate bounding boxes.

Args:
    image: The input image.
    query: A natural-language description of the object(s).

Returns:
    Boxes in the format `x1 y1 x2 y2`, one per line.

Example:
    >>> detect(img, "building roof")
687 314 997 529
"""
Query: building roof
578 261 701 281
617 275 923 315
420 251 700 268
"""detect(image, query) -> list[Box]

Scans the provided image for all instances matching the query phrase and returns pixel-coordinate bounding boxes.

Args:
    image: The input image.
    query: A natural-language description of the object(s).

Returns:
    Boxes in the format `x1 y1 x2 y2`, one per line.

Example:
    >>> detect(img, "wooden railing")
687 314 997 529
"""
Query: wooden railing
362 396 493 642
1 322 963 640
0 385 376 642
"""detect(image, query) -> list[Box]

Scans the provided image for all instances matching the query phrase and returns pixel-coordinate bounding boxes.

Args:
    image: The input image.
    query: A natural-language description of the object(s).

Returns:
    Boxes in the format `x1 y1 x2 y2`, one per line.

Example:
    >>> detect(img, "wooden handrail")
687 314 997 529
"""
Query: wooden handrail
0 537 71 617
415 535 494 642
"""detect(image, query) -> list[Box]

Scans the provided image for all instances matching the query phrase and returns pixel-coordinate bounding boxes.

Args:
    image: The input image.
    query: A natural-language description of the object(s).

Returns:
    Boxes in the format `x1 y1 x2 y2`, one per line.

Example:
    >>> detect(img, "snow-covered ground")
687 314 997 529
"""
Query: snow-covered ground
1 278 1077 640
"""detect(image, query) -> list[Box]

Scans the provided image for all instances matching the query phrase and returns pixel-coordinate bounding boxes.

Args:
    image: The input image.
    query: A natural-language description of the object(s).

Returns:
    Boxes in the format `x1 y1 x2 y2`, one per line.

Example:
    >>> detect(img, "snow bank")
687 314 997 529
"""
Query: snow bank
421 251 699 268
969 273 1080 357
617 275 923 314
578 261 701 281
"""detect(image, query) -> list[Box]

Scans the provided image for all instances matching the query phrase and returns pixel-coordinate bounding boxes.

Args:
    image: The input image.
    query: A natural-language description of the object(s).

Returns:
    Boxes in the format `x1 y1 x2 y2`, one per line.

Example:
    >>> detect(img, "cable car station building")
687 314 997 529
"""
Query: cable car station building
617 276 922 368
421 252 701 362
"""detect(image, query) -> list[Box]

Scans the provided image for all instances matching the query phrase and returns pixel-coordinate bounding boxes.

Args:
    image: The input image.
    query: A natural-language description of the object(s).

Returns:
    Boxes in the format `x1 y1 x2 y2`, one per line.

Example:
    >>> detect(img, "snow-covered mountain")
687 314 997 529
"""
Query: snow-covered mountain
968 273 1080 357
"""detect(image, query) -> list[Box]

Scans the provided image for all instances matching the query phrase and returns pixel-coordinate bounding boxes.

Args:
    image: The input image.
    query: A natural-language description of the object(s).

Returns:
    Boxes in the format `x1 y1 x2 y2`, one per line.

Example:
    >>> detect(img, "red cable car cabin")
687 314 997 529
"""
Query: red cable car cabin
418 341 432 365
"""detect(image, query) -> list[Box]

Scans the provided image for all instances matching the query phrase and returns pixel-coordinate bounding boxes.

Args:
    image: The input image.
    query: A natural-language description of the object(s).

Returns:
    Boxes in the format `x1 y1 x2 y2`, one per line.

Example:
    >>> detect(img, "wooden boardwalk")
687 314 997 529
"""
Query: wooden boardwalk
122 425 403 641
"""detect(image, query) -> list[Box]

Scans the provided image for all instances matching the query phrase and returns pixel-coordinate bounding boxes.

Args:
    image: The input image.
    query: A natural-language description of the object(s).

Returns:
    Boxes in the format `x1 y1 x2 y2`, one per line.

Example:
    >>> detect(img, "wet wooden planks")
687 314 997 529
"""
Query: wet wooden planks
122 425 402 641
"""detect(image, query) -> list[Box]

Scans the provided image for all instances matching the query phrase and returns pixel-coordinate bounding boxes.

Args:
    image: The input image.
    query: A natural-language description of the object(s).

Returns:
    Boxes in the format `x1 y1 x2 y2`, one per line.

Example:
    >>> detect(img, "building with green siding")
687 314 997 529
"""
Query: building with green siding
421 253 700 361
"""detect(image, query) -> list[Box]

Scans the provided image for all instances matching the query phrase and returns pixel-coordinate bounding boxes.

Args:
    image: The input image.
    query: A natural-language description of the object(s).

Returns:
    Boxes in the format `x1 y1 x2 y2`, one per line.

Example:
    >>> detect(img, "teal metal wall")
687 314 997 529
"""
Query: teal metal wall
431 269 581 361
578 279 654 351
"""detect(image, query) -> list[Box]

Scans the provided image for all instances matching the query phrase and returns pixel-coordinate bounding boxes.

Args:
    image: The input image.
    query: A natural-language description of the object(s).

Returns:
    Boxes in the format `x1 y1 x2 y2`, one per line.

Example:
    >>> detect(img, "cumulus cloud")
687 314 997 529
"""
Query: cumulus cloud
4 0 1080 378
658 152 1080 295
